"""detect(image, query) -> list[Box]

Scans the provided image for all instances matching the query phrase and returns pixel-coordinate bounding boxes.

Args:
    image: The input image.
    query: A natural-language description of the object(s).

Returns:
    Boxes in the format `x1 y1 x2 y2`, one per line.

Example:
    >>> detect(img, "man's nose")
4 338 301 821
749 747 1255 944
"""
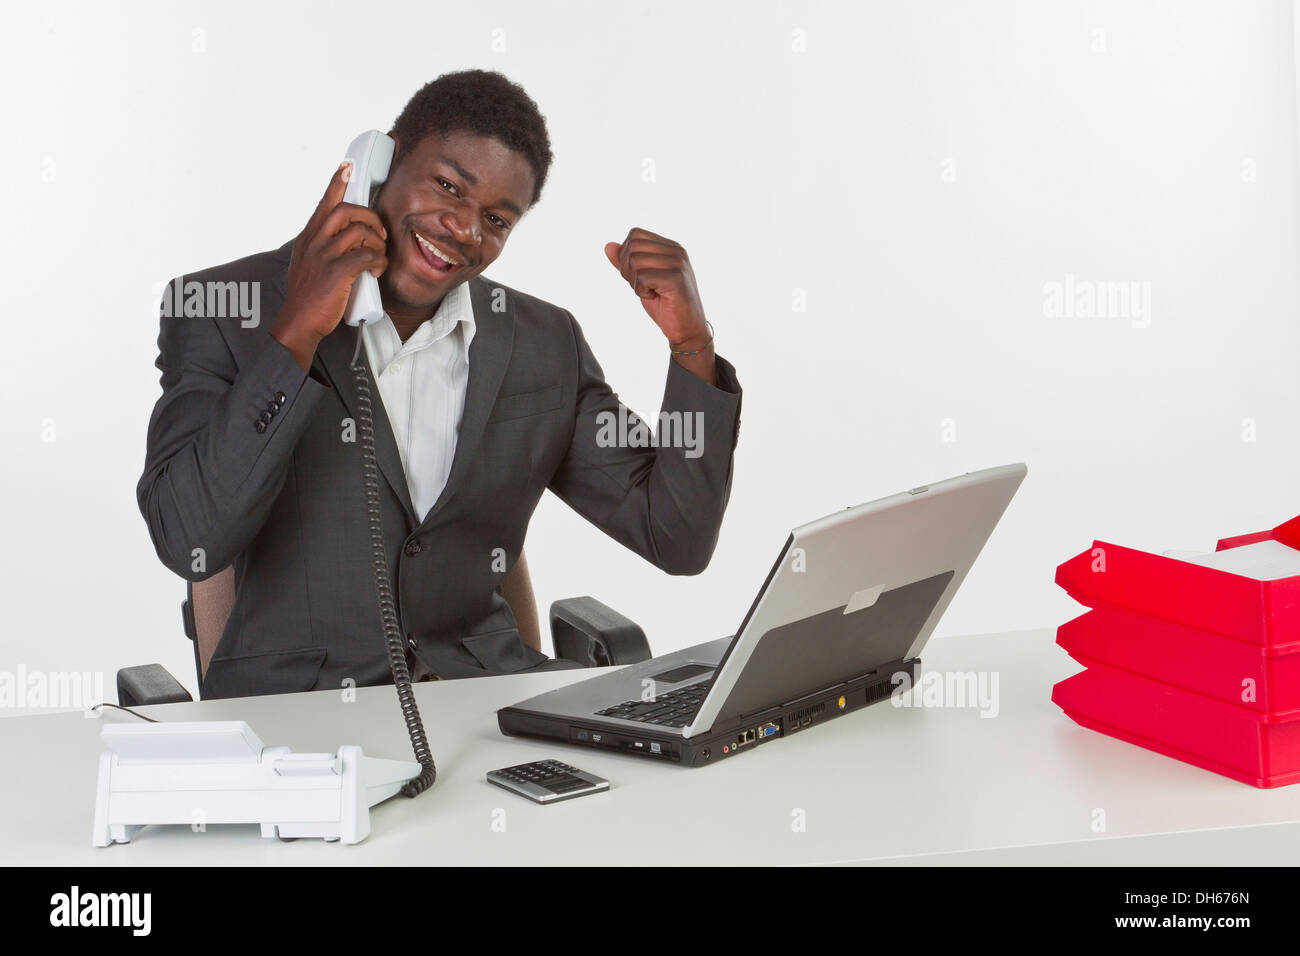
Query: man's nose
442 207 481 247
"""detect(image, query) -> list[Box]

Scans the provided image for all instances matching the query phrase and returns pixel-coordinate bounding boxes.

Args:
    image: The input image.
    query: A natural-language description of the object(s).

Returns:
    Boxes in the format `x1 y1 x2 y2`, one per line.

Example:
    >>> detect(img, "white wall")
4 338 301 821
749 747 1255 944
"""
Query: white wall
2 0 1298 706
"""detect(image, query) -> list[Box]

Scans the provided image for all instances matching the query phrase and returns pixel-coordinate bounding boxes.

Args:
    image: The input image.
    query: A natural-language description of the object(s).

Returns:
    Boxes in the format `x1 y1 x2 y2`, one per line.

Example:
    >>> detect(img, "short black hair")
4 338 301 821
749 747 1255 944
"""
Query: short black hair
391 69 553 207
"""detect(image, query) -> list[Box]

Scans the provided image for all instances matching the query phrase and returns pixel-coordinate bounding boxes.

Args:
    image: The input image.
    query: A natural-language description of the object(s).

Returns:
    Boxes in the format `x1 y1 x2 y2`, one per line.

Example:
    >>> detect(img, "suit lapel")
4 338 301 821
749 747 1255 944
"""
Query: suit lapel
270 240 418 526
314 323 419 526
419 276 515 527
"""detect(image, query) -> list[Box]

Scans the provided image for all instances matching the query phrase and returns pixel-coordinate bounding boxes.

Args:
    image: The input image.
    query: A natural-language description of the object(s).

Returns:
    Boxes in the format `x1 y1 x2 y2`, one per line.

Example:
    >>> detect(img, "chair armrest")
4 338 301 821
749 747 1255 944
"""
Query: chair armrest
116 664 194 708
550 596 652 666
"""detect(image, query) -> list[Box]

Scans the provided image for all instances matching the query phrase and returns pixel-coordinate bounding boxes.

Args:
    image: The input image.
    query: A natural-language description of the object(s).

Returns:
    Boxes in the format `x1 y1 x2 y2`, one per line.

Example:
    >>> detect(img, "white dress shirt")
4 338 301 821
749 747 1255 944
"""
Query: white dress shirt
361 281 476 521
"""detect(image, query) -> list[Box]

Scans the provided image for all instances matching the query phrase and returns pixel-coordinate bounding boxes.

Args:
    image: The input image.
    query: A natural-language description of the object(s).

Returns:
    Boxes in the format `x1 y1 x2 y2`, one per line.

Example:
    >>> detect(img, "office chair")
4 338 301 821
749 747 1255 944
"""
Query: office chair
116 549 652 707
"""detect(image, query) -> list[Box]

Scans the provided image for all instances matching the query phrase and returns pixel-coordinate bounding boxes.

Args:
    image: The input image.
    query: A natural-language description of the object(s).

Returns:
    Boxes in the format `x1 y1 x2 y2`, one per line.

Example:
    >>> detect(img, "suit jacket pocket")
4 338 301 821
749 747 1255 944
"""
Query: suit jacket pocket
203 645 328 699
488 384 563 423
460 627 548 673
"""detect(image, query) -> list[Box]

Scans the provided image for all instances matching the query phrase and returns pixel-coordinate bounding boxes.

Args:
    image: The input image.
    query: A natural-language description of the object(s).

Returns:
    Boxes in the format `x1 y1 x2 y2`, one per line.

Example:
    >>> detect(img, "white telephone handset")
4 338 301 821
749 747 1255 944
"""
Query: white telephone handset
341 130 396 327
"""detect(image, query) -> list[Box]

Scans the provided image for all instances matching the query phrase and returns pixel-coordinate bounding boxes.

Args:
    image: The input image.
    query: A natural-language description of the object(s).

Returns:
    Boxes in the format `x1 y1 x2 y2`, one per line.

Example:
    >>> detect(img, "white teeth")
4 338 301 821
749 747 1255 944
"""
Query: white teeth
415 232 460 266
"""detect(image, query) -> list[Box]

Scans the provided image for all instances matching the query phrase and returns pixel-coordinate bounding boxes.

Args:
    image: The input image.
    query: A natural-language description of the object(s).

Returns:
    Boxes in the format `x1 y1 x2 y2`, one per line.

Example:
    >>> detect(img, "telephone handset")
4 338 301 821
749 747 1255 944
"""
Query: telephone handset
341 130 396 328
338 130 437 798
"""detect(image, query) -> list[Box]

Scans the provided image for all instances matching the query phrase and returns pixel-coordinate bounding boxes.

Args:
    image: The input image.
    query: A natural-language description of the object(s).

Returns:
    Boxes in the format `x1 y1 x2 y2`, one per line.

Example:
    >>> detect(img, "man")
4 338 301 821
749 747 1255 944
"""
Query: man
138 69 742 699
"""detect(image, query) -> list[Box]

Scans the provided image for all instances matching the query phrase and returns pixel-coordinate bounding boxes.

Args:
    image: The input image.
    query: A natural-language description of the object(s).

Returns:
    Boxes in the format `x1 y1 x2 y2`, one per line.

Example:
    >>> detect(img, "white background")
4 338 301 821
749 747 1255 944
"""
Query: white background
2 0 1298 704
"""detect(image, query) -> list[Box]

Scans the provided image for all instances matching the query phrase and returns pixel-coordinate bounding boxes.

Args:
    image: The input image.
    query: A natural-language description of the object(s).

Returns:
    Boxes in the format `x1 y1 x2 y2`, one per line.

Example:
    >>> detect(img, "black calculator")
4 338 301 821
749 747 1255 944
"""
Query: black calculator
486 759 610 804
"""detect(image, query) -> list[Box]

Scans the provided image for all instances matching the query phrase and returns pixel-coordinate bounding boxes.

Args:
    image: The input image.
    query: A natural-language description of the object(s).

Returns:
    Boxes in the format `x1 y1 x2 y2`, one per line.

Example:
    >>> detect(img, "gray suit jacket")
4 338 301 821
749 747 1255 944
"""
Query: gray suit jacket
138 240 742 698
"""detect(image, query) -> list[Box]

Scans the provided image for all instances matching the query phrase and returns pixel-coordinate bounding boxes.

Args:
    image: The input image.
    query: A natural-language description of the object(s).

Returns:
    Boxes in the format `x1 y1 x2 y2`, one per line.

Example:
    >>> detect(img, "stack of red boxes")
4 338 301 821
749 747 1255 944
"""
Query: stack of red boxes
1052 515 1300 788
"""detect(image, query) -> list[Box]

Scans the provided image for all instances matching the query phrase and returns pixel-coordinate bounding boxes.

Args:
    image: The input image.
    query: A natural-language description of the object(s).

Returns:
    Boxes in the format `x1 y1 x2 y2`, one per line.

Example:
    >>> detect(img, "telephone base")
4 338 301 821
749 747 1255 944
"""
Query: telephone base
92 721 420 847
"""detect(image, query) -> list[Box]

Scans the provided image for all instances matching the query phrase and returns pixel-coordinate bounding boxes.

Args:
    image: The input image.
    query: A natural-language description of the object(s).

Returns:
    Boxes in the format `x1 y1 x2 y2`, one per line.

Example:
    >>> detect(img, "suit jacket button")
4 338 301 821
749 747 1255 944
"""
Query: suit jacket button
275 391 287 405
259 411 273 426
408 635 419 649
266 401 279 415
254 420 267 434
403 541 422 556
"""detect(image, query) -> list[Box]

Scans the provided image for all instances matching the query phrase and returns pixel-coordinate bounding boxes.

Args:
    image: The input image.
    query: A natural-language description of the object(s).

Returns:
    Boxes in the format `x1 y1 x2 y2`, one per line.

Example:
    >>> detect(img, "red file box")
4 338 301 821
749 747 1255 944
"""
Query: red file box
1054 529 1300 648
1052 662 1300 788
1057 607 1300 715
1052 514 1300 787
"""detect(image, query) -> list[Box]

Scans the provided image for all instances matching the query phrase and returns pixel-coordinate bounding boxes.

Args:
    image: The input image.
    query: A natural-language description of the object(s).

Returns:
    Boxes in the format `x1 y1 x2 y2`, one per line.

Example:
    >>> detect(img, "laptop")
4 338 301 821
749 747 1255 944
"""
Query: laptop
498 463 1027 766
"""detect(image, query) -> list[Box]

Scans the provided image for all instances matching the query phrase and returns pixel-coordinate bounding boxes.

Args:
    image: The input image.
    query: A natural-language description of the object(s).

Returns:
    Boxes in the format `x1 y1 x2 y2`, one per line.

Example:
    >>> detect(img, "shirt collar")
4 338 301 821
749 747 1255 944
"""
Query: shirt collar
364 280 477 365
407 280 476 361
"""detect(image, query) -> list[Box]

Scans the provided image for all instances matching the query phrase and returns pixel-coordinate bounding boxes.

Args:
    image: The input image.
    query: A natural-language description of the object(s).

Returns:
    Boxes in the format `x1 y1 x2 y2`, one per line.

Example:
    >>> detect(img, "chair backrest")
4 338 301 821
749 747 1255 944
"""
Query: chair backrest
187 551 542 688
190 568 236 682
501 550 542 653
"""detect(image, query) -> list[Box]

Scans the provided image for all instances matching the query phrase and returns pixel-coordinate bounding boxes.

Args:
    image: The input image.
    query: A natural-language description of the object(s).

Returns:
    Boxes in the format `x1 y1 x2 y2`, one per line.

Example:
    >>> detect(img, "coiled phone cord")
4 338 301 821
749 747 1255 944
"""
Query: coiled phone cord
351 330 438 797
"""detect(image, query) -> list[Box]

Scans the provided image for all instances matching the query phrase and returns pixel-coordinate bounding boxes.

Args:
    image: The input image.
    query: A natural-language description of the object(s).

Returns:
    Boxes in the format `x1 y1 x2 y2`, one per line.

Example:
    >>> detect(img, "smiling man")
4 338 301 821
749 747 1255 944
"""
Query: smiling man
137 70 743 698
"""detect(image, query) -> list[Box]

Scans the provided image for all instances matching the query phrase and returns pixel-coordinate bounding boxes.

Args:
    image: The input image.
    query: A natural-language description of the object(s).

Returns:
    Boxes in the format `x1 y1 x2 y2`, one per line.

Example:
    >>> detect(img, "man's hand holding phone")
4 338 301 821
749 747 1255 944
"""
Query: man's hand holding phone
271 161 389 372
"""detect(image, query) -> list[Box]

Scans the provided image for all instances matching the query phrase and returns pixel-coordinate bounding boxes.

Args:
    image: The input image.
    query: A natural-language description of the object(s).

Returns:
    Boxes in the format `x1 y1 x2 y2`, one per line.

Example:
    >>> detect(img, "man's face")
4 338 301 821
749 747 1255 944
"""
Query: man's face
374 128 536 310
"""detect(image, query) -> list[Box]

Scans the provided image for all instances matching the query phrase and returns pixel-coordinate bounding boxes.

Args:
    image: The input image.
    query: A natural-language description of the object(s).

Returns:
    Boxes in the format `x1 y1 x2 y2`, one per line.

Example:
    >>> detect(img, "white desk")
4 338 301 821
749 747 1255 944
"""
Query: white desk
6 628 1300 865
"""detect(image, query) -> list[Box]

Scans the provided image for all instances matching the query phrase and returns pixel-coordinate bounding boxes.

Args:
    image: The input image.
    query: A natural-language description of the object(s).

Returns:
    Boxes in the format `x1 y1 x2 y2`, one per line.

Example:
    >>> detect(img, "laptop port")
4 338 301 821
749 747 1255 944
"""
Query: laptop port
758 722 779 739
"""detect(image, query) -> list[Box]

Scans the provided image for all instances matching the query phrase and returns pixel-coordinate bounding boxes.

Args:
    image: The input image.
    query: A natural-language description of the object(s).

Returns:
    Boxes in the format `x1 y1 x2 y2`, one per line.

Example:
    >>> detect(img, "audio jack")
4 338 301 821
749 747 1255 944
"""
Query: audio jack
351 328 437 797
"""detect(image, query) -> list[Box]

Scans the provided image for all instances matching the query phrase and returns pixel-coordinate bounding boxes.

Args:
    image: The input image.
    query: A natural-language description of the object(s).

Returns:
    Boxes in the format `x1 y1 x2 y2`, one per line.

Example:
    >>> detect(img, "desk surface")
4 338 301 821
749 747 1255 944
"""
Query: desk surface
6 628 1300 865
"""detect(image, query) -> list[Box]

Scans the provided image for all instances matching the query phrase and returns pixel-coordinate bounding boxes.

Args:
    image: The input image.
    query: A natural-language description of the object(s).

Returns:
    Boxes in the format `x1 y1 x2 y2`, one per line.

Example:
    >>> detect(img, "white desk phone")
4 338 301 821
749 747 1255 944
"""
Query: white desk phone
92 721 420 846
93 131 435 848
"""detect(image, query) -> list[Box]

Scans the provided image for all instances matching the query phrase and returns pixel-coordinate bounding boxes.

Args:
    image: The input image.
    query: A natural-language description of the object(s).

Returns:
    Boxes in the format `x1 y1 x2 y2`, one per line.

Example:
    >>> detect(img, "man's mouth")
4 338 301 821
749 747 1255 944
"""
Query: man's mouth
409 230 467 279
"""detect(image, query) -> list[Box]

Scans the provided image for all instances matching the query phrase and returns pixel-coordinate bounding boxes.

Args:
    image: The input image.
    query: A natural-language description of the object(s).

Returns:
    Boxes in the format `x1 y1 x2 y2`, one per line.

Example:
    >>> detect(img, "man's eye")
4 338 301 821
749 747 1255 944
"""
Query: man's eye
487 214 509 230
436 178 457 195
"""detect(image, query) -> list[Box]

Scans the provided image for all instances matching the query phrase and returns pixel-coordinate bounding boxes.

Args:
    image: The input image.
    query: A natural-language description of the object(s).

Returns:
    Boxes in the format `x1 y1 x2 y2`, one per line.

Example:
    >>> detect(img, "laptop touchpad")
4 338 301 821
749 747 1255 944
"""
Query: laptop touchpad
649 663 715 684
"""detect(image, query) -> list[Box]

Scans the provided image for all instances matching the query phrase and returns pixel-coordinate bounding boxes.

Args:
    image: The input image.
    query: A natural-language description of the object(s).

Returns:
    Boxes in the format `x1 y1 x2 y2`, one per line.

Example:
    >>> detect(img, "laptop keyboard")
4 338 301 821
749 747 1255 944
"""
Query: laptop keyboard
594 681 711 726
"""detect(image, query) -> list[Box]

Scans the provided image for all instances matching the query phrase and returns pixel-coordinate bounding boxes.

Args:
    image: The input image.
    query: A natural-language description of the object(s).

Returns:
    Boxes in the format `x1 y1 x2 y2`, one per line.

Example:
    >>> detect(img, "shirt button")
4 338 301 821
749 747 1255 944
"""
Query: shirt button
254 420 267 434
403 541 422 556
275 391 287 405
389 363 402 374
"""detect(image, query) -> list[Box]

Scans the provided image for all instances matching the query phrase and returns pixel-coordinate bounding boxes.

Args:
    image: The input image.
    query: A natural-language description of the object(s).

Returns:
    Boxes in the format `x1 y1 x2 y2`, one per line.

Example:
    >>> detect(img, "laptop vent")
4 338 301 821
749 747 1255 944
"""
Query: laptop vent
788 702 826 726
864 680 894 706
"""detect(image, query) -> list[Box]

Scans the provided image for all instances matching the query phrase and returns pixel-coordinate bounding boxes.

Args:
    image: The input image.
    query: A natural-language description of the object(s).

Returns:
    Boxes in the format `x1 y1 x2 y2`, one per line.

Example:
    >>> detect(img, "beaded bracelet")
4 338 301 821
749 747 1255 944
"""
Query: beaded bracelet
670 321 715 356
